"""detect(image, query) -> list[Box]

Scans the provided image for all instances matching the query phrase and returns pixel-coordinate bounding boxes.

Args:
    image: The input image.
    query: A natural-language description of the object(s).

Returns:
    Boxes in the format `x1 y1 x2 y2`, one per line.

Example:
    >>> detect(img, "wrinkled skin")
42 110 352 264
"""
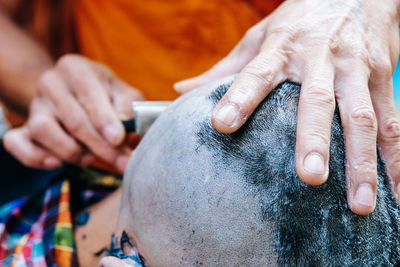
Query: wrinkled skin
176 0 400 215
4 55 143 173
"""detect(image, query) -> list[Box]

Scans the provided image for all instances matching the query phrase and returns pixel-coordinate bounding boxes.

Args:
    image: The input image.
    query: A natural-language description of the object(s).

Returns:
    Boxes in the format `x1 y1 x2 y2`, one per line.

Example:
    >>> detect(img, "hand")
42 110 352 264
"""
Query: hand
4 55 144 173
174 0 400 215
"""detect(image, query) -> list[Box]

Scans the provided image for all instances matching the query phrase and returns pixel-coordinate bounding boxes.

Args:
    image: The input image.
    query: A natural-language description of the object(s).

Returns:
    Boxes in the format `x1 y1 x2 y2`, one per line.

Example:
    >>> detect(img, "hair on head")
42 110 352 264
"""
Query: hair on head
197 81 400 266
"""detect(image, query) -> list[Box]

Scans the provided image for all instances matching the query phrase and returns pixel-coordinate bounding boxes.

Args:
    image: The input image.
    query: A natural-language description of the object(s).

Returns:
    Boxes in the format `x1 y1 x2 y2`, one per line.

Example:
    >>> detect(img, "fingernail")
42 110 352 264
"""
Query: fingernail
214 105 238 127
354 183 375 208
303 152 325 175
43 157 60 169
173 81 186 92
103 124 123 145
116 155 130 173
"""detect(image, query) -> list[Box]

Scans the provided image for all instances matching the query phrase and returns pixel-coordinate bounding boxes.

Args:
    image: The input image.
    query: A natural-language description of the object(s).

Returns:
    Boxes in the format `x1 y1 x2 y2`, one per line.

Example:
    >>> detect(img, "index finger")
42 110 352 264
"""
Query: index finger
337 67 378 215
211 50 286 133
38 70 129 172
56 55 125 146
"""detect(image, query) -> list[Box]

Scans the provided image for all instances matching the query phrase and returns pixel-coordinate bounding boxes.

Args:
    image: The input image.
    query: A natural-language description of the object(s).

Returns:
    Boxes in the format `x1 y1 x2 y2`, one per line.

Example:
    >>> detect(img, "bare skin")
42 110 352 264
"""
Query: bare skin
0 4 52 113
0 3 144 173
100 76 278 267
176 0 400 215
4 55 143 172
81 76 400 266
75 188 122 267
1 0 399 213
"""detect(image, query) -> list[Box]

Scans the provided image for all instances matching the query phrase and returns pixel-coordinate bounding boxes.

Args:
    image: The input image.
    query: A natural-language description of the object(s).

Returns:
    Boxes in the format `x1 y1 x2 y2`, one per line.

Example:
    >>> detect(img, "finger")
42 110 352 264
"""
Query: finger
110 80 144 119
56 55 125 145
174 21 267 93
337 66 377 215
369 67 400 201
110 81 143 150
295 60 335 186
210 40 287 134
3 127 61 169
27 111 89 165
38 70 128 169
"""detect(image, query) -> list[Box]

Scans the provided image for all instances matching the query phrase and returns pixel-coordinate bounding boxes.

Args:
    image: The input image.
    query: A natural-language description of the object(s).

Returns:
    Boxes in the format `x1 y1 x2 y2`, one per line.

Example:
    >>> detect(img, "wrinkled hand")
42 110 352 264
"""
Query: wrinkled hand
4 55 144 173
175 0 400 215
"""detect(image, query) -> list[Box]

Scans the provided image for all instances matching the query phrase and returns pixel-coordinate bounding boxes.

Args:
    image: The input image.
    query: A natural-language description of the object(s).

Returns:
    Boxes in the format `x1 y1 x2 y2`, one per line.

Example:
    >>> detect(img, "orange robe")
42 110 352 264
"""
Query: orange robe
7 0 283 125
74 0 284 100
72 0 283 172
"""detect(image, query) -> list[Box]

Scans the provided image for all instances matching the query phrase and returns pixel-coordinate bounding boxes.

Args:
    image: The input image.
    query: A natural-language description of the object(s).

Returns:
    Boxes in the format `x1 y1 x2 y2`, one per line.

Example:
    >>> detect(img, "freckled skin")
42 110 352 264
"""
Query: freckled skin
120 76 400 266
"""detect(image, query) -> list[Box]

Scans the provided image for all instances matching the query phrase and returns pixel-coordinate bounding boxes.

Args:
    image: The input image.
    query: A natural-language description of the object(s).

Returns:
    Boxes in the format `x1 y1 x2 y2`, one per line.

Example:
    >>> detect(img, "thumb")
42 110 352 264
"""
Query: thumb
174 25 266 94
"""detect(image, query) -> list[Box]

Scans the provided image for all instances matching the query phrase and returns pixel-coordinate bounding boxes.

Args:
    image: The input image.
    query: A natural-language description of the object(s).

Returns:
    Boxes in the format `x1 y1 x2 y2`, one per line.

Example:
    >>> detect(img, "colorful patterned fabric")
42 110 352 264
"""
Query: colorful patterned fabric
0 167 121 267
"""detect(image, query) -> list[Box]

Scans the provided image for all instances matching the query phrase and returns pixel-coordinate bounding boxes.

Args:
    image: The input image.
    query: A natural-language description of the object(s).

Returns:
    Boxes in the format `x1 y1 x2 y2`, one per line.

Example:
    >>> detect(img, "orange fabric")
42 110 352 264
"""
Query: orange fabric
5 0 77 127
8 0 283 170
74 0 283 101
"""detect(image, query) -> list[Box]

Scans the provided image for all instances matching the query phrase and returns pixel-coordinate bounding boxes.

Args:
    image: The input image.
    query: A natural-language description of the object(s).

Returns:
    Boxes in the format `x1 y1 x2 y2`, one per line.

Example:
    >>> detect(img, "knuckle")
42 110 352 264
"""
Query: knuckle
286 24 304 42
243 27 256 41
28 115 52 136
390 158 400 172
303 130 330 146
389 159 400 182
66 73 88 94
379 117 400 141
228 86 253 108
352 159 377 185
63 115 84 135
57 55 87 85
269 24 301 42
243 26 265 44
57 54 80 70
372 60 392 75
37 70 56 92
84 99 101 114
328 37 342 54
350 106 377 131
3 131 18 150
304 84 335 108
242 66 273 87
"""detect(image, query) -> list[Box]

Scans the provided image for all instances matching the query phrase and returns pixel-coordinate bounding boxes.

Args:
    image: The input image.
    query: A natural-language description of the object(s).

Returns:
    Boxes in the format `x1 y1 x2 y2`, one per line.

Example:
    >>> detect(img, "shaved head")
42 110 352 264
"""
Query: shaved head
118 76 400 266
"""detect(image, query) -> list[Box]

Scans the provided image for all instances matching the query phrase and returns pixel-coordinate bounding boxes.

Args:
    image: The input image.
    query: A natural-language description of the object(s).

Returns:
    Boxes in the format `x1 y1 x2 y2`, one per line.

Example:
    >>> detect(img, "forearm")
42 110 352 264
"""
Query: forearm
0 8 53 113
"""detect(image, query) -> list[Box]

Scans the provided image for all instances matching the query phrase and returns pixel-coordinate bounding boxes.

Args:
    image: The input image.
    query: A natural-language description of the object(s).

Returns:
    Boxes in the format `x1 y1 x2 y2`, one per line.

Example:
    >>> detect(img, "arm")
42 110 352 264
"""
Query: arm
0 5 53 113
1 3 143 173
176 0 400 215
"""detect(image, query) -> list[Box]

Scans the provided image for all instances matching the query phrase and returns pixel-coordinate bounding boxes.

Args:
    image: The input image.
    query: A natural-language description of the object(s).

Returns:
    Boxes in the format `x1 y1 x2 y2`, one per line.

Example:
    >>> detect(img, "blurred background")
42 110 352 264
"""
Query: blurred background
395 58 400 113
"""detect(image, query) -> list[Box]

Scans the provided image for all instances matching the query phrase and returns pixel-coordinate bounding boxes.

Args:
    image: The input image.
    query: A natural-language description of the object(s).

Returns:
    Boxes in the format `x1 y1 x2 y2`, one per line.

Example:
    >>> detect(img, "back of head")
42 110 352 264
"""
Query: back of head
122 76 400 266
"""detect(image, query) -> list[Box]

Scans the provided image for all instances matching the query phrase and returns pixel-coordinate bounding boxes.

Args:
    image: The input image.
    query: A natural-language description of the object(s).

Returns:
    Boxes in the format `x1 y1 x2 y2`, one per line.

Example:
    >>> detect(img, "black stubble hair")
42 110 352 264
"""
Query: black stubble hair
197 81 400 266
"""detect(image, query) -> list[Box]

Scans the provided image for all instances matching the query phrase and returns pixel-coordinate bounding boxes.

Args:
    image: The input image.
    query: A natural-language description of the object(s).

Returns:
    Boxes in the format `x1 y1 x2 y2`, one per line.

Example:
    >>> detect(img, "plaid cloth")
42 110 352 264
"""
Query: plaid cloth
0 167 121 267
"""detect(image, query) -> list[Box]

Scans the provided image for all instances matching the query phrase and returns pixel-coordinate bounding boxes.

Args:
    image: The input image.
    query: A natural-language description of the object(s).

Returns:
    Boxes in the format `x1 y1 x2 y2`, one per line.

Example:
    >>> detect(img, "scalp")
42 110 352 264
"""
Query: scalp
123 76 400 266
198 81 400 266
123 76 277 266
